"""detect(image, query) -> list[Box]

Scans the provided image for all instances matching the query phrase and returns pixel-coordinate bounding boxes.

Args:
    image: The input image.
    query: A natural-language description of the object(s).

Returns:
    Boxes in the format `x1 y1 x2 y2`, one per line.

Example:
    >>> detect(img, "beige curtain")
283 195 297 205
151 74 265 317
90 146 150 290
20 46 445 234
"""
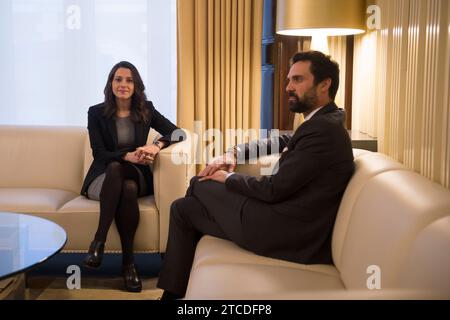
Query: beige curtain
328 36 348 111
177 0 263 166
352 0 450 188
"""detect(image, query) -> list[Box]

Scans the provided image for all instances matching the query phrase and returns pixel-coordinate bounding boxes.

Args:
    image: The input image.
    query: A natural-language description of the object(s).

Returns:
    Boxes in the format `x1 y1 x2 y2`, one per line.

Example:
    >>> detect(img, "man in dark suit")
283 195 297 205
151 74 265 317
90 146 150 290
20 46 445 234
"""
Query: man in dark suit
157 51 355 299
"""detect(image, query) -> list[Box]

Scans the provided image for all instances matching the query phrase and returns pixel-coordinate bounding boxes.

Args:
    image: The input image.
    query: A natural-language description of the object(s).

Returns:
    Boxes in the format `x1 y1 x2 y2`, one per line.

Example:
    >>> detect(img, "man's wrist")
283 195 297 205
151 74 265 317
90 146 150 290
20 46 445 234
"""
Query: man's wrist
225 172 236 180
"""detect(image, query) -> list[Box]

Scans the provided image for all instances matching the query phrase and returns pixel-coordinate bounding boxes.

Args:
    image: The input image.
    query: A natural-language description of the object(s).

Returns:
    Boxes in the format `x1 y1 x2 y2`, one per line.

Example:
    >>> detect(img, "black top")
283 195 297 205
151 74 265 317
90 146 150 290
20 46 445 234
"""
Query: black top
81 101 184 196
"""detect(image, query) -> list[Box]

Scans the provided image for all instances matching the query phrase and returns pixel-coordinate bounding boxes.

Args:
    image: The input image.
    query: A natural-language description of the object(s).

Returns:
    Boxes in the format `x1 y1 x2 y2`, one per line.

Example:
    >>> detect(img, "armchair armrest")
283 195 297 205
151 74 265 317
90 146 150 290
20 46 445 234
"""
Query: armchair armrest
153 130 197 252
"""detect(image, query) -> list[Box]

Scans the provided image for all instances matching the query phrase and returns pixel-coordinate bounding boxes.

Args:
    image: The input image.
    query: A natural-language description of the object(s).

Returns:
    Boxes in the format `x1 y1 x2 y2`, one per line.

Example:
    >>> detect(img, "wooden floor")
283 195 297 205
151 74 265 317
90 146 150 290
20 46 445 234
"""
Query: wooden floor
27 276 163 300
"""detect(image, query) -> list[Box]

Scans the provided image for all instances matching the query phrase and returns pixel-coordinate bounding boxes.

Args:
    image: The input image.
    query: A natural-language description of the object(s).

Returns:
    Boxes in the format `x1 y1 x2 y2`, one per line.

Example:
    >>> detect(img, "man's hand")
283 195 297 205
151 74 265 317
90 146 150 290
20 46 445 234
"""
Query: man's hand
198 170 228 183
198 151 236 177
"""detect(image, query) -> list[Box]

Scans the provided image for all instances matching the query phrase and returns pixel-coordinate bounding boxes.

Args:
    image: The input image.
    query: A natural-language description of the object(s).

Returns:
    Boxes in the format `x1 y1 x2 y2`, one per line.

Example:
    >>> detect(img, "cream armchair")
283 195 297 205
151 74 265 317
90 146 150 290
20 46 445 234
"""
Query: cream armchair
0 125 196 253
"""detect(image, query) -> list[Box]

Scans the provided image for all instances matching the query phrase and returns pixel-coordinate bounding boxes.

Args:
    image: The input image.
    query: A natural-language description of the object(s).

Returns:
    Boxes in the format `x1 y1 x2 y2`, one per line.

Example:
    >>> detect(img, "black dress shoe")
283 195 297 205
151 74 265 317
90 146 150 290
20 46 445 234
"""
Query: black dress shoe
122 264 142 292
83 240 105 269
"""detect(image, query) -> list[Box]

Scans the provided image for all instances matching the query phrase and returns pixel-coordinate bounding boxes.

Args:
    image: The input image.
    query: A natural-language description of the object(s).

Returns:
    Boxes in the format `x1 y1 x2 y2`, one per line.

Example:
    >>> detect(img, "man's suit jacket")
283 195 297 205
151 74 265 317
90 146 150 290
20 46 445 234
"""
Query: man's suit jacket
81 101 182 196
225 103 355 264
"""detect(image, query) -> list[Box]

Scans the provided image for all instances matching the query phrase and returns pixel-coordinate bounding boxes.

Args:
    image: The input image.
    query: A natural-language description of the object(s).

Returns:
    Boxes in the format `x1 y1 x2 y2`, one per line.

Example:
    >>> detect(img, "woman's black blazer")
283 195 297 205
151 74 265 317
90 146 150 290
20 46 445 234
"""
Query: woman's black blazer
81 101 182 196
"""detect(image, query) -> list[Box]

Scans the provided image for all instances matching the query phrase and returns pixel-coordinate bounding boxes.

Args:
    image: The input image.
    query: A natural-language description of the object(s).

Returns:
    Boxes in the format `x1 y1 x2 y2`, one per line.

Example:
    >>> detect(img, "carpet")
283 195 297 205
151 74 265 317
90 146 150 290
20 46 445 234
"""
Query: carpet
28 277 163 300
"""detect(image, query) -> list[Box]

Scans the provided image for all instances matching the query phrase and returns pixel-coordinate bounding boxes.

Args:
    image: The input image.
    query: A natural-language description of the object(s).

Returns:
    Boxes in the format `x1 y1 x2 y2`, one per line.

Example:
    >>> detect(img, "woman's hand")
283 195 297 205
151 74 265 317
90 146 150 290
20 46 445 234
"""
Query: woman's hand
136 143 163 163
123 151 152 166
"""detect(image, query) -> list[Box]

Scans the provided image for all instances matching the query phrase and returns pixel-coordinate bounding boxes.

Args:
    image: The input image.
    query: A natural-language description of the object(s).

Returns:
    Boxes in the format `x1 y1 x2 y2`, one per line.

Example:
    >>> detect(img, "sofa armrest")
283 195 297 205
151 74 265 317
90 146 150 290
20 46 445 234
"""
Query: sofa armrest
235 154 281 176
153 131 197 252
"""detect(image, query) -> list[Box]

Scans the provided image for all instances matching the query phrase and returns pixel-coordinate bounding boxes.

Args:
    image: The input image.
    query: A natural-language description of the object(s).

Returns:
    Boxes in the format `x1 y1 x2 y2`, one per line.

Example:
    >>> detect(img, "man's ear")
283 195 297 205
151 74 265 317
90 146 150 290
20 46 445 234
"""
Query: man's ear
320 78 332 94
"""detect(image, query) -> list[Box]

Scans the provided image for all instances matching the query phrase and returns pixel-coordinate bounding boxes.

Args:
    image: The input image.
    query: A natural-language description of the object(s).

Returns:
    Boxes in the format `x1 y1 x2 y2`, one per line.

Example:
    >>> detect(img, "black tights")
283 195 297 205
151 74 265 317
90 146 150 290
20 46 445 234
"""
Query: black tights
94 161 142 266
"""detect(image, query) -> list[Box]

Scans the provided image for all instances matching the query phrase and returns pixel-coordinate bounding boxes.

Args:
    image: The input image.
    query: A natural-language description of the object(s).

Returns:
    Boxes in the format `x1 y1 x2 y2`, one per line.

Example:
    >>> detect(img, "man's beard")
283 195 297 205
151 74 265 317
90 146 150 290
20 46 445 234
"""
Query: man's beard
288 89 318 114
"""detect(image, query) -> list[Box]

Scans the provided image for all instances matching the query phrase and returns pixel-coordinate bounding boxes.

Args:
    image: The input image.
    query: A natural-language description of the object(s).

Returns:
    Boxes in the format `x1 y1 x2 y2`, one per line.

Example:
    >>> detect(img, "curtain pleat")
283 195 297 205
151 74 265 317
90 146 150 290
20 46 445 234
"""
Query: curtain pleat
352 0 450 188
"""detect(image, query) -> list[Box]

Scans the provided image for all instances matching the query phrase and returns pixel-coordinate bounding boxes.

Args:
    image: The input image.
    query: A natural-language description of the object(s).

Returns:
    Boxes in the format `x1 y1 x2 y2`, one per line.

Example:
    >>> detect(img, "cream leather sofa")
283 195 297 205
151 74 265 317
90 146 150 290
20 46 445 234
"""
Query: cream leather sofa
0 125 196 253
184 149 450 299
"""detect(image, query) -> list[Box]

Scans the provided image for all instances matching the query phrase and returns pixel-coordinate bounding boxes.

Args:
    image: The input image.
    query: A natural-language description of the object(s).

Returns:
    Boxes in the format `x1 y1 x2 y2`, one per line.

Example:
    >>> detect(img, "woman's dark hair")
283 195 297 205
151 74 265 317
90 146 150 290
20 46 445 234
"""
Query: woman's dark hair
103 61 149 123
291 51 340 100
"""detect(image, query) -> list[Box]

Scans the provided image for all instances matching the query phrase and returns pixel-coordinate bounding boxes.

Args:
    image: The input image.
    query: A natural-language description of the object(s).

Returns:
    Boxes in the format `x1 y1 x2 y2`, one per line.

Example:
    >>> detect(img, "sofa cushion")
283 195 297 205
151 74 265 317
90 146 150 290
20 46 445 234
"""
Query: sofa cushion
339 170 450 289
191 236 340 278
55 195 160 252
0 188 78 213
185 236 344 299
186 263 345 299
0 126 87 194
332 152 406 268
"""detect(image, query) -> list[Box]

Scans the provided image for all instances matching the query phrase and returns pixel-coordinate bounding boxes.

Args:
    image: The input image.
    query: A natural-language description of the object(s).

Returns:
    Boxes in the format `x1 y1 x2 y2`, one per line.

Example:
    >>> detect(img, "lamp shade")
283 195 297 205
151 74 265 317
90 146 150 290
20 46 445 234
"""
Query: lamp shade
276 0 366 36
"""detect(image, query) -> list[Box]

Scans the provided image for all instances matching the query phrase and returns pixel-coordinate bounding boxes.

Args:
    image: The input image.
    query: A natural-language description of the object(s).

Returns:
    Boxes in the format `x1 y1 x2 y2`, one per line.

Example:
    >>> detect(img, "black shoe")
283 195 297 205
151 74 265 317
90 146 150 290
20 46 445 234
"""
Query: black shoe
83 240 105 269
122 264 142 292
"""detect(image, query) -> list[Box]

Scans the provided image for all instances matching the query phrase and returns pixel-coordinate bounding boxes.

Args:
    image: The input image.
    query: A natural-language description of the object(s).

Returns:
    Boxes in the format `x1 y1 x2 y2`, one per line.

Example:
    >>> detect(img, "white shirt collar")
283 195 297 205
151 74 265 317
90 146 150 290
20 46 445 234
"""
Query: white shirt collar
303 106 324 121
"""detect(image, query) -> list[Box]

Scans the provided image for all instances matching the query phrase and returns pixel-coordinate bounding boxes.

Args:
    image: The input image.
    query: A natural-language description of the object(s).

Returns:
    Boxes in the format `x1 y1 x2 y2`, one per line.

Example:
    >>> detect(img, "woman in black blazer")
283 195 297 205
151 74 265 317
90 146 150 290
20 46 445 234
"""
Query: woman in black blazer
81 61 182 292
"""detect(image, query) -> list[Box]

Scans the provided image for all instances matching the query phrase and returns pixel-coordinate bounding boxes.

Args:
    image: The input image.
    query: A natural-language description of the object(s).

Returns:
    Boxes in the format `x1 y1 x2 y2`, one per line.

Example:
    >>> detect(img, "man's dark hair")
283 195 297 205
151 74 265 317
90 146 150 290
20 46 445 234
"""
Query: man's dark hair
291 51 340 100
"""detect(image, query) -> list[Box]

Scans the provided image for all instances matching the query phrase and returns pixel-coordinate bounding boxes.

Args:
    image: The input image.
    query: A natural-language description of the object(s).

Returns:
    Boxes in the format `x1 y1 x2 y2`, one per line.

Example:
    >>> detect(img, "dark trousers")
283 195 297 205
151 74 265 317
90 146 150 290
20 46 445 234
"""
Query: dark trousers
157 176 249 296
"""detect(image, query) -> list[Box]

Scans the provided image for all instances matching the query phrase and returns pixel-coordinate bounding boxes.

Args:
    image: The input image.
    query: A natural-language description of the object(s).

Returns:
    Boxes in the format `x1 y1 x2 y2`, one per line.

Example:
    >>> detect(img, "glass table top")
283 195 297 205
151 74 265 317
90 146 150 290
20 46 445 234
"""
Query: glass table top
0 212 67 281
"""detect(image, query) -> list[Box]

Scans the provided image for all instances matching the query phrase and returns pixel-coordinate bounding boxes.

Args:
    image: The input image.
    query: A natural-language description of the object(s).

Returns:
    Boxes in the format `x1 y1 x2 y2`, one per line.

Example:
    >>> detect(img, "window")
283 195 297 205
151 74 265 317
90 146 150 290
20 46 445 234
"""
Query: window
0 0 177 126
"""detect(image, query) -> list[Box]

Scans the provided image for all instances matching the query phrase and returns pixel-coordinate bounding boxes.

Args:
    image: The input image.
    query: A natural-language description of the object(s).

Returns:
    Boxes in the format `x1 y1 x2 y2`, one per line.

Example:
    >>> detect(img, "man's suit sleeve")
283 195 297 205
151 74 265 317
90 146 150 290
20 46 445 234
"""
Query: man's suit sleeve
233 134 292 161
225 121 335 203
87 108 126 164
